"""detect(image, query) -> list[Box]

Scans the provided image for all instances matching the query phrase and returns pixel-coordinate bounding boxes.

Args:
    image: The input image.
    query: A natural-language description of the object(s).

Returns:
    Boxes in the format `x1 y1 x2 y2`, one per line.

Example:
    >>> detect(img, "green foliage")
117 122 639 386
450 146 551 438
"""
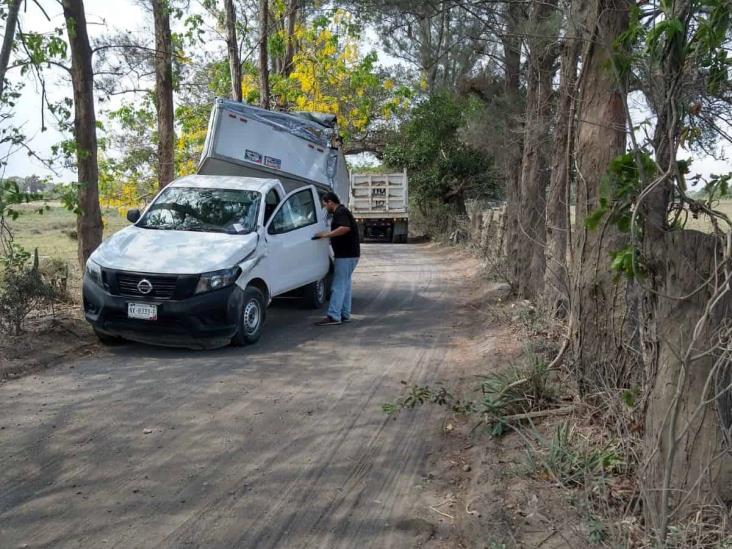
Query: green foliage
0 179 45 221
613 0 731 163
21 31 67 68
0 246 66 335
585 153 657 280
383 349 557 437
586 152 656 233
585 514 608 544
531 422 624 488
621 387 639 408
690 0 731 96
609 245 639 280
479 351 556 436
52 182 82 215
383 93 497 211
646 18 684 52
702 172 732 202
99 96 159 205
382 382 476 418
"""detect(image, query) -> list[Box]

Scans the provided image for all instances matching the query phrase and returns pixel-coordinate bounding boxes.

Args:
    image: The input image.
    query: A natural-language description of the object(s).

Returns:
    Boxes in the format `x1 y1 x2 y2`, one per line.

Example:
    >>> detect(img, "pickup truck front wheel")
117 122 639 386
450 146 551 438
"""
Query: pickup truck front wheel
302 276 327 309
231 286 265 345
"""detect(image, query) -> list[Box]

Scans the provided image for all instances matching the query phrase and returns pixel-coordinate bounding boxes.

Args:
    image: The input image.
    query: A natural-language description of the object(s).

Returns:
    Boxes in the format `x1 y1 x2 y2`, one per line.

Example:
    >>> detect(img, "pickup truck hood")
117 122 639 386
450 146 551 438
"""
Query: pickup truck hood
90 226 259 275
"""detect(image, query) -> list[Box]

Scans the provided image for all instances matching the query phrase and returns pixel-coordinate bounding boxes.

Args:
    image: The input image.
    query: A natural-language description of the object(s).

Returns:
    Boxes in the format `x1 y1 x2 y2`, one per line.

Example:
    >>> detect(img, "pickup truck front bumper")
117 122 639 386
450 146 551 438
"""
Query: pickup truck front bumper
83 273 242 348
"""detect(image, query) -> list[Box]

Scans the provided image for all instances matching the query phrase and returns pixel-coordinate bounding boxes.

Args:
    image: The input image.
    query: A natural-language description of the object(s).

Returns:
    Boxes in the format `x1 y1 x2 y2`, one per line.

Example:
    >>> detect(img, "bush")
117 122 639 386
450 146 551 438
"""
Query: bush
0 244 66 335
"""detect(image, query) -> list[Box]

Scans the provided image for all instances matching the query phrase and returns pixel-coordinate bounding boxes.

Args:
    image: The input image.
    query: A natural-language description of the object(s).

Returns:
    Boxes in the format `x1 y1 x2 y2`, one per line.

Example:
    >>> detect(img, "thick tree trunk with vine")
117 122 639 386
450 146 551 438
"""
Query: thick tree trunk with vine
570 0 637 392
501 2 524 291
544 26 579 315
224 0 242 102
0 0 22 99
516 0 559 299
62 0 103 268
258 0 270 109
638 0 732 532
641 231 732 532
153 0 175 188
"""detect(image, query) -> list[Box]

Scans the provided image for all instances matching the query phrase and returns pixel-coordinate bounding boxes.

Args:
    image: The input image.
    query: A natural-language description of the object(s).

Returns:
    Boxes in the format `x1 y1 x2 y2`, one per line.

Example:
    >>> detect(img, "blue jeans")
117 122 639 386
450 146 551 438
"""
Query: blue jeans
327 257 359 321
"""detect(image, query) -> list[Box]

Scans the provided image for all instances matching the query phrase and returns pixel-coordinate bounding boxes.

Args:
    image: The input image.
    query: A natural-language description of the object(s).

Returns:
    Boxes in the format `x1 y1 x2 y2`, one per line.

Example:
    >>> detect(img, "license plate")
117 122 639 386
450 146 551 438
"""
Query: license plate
128 303 157 320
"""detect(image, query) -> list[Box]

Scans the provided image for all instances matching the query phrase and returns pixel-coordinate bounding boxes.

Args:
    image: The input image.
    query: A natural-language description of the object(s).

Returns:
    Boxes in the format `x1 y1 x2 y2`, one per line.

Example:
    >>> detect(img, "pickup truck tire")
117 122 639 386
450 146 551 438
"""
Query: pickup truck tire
302 276 327 309
93 328 126 346
231 286 266 346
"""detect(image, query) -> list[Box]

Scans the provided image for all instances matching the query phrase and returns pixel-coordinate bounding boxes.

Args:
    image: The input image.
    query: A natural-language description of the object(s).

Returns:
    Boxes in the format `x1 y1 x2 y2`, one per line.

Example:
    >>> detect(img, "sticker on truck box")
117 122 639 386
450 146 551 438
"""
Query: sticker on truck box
264 156 282 170
244 149 262 164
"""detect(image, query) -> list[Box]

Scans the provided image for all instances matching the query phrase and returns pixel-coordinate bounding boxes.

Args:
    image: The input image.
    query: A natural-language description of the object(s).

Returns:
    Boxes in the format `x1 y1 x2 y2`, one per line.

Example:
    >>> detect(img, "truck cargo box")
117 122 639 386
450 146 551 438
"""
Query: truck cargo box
197 98 350 201
349 171 409 243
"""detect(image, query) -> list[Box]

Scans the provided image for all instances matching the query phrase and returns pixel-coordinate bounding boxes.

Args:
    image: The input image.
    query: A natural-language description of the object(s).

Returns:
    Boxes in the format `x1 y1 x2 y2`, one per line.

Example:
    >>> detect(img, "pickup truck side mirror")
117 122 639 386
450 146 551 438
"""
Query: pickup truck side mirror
126 209 141 223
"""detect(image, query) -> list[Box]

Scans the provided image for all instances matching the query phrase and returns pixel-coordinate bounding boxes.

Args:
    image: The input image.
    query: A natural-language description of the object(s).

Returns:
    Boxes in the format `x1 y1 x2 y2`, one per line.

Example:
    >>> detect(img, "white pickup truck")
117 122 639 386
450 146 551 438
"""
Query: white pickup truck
83 99 350 348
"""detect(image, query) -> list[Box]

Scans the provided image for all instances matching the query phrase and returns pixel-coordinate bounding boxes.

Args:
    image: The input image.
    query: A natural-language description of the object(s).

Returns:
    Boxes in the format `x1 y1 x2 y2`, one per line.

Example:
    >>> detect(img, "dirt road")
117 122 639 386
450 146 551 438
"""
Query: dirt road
0 243 477 548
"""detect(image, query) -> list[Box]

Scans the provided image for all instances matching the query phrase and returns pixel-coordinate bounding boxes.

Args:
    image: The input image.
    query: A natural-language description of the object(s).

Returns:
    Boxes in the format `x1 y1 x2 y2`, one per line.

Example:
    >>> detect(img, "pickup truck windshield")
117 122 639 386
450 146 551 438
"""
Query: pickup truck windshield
139 187 261 234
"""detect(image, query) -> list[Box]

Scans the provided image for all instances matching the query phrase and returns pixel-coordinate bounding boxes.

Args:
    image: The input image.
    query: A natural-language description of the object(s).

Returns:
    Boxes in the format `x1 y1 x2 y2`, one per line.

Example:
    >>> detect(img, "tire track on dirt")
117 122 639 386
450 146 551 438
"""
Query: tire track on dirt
0 244 473 549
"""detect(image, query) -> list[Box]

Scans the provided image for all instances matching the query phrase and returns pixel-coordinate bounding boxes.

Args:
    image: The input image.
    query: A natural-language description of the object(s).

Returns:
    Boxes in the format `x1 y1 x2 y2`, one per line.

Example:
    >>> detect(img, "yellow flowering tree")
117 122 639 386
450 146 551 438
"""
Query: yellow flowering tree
235 10 411 142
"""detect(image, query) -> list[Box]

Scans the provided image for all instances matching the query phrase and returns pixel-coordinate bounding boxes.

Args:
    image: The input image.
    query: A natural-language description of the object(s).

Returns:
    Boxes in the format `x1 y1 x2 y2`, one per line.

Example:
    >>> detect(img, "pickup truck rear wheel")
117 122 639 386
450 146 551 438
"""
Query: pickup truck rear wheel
302 276 327 309
231 286 265 346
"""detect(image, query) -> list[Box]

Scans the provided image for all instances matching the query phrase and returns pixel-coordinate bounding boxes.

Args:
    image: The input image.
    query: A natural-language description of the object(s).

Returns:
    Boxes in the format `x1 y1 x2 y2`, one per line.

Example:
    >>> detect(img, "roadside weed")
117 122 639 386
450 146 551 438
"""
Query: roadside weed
527 421 624 488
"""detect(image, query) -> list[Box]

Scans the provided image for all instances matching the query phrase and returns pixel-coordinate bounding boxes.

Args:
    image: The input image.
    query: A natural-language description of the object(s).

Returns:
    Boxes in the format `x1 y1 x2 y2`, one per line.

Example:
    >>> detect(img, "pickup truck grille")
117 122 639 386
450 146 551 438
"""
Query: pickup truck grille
116 273 178 300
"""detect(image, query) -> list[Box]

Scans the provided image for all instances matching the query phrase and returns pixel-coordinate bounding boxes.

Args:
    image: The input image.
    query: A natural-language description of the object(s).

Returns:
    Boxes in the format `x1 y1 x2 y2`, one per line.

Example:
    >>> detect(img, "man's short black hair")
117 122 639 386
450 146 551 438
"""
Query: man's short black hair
322 191 341 204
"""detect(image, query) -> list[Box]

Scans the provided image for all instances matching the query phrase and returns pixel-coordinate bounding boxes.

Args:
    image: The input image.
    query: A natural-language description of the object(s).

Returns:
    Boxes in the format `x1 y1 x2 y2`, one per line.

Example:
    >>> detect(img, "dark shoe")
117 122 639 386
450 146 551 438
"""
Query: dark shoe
315 316 341 326
341 316 352 323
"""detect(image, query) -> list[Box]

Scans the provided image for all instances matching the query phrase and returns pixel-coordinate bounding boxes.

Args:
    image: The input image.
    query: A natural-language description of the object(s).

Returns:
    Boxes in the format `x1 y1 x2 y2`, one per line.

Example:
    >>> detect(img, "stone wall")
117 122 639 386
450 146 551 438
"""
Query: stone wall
465 202 506 259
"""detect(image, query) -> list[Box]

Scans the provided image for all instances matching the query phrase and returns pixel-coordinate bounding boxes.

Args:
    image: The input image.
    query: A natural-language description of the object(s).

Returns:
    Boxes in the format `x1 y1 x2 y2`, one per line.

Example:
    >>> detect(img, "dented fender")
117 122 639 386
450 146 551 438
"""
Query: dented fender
234 233 271 302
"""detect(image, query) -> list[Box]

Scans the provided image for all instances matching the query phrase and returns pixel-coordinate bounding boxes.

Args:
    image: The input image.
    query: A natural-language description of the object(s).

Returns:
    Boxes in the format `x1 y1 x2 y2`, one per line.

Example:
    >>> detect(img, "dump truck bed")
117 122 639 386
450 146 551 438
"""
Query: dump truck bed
349 172 408 218
197 98 350 200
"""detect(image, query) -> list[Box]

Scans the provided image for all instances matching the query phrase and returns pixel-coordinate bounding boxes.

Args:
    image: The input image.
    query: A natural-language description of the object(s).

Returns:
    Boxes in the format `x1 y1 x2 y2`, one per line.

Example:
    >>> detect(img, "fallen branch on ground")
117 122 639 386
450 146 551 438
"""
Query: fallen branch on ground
501 405 576 422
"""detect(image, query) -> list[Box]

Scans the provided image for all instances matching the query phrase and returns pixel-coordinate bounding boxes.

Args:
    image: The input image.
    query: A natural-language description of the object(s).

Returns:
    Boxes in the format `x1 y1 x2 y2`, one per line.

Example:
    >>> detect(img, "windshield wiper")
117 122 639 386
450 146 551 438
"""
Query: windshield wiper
184 227 227 233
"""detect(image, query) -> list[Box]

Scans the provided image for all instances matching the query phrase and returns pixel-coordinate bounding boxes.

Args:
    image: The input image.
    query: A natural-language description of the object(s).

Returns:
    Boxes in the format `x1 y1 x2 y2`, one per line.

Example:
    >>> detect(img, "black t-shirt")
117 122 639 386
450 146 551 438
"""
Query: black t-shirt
330 204 360 258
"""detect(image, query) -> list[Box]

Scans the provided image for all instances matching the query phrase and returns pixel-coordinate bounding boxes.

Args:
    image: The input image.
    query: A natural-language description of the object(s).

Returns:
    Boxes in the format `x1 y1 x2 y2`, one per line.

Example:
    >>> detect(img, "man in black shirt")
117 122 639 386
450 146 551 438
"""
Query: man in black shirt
313 191 360 325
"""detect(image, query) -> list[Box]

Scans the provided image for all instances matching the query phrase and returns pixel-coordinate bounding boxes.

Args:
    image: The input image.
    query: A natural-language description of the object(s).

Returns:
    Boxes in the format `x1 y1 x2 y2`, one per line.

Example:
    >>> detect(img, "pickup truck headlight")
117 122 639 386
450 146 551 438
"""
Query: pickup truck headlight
85 259 103 287
195 267 240 294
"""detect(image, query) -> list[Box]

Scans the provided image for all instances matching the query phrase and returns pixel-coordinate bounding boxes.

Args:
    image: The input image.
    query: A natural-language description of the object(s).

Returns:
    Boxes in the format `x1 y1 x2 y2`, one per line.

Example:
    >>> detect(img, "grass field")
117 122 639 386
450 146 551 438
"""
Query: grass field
7 203 129 267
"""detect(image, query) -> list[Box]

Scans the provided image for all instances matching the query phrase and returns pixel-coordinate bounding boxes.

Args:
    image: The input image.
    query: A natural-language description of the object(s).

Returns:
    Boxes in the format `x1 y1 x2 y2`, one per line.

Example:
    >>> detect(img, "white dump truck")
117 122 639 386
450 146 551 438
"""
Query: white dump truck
349 171 409 243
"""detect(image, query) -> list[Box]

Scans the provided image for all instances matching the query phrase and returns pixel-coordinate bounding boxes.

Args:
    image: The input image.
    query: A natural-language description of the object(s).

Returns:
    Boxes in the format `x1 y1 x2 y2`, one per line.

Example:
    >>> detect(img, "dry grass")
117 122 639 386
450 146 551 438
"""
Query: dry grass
7 202 128 266
679 198 732 232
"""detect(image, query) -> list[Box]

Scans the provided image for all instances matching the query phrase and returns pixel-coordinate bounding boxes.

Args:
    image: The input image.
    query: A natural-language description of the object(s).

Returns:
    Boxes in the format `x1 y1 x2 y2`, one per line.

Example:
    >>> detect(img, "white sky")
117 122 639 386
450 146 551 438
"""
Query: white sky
3 0 147 180
2 2 730 185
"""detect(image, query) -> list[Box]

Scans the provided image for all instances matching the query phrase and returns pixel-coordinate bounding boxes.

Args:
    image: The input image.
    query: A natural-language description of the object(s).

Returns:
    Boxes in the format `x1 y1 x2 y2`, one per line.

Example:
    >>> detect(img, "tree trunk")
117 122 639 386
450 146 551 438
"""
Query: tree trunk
501 1 524 291
544 16 580 315
62 0 103 268
0 0 22 99
641 231 732 535
417 15 438 93
223 0 242 102
516 0 559 299
152 0 175 188
258 0 270 109
570 0 637 392
637 0 732 535
282 0 298 77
